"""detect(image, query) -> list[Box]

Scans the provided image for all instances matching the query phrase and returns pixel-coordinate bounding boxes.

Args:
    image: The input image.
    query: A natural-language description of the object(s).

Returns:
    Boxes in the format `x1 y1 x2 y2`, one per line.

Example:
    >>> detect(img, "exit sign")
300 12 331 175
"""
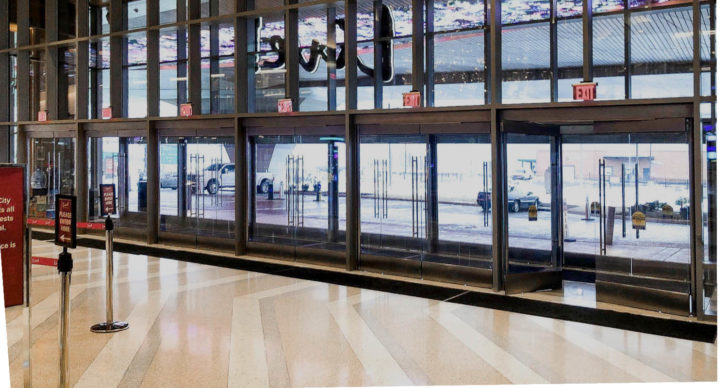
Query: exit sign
403 91 421 107
180 103 193 117
573 82 597 101
102 107 113 119
277 98 293 113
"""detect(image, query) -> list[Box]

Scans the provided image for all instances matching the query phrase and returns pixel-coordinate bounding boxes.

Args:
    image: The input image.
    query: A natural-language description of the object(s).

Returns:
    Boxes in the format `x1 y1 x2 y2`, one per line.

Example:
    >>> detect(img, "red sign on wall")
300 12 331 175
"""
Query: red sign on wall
278 98 293 113
403 91 421 107
100 184 117 216
38 110 48 122
0 165 25 307
102 107 113 120
55 195 77 249
573 82 598 101
180 103 193 117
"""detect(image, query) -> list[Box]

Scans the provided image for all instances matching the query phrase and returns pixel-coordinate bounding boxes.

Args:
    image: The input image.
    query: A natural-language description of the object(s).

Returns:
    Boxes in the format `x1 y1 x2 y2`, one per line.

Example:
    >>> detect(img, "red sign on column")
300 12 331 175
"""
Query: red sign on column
277 98 293 113
102 107 113 120
0 165 26 307
573 82 598 101
180 103 193 117
55 195 77 249
403 91 421 107
38 110 48 122
100 184 117 216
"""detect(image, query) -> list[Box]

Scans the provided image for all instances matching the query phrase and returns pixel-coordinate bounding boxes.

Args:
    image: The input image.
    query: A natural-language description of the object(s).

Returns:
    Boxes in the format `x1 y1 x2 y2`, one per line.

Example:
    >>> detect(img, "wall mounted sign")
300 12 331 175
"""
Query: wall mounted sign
180 103 193 117
100 184 117 216
0 165 25 307
632 211 646 230
573 82 597 101
37 110 48 122
528 204 538 221
102 107 113 120
403 91 421 107
55 195 77 249
278 98 293 113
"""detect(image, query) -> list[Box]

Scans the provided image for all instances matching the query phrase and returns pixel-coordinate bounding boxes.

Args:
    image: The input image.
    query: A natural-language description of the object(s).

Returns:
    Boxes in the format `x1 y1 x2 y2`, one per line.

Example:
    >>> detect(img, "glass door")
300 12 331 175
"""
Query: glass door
88 136 147 234
562 133 692 315
249 132 347 265
159 135 235 249
359 135 428 278
503 131 562 294
424 134 493 287
29 137 76 220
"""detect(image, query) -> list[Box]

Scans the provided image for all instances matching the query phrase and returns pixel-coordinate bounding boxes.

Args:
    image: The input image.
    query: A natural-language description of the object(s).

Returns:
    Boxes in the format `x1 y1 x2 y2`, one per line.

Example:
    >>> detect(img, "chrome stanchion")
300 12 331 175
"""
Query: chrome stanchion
57 248 73 388
90 216 129 333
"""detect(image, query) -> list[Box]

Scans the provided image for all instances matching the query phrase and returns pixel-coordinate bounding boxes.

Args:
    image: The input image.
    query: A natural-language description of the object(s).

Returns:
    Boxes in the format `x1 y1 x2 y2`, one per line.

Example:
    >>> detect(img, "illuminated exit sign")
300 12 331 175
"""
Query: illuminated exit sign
573 82 597 101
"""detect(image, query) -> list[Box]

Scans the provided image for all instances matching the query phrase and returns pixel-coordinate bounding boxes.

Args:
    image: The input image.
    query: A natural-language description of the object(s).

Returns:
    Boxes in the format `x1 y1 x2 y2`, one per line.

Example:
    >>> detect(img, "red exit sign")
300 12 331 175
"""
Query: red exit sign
403 91 421 107
277 98 293 113
573 82 597 101
102 107 113 120
180 103 193 117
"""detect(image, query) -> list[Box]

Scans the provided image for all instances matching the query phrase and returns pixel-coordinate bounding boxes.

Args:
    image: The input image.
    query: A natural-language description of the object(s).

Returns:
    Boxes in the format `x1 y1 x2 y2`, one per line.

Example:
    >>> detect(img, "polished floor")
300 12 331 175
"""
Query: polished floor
5 240 717 387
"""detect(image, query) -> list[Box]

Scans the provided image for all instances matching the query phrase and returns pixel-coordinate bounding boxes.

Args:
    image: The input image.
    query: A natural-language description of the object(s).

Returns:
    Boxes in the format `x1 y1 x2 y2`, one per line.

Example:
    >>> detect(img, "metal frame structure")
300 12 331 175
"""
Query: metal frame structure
1 0 716 320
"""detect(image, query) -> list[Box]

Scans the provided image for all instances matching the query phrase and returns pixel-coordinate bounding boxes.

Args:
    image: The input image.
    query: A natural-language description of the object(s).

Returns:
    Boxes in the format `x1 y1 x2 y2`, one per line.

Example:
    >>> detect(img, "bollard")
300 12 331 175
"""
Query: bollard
90 216 129 333
57 248 73 388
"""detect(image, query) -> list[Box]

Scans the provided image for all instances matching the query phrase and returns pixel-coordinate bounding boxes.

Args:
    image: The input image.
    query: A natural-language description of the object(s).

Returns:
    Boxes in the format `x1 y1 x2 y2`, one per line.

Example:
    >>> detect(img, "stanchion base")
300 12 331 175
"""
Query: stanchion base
90 321 129 333
564 238 577 242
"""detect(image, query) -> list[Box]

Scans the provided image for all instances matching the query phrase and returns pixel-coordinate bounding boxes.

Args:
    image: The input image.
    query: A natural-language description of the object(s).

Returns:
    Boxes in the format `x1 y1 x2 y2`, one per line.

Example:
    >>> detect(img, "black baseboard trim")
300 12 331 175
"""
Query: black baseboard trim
34 231 716 343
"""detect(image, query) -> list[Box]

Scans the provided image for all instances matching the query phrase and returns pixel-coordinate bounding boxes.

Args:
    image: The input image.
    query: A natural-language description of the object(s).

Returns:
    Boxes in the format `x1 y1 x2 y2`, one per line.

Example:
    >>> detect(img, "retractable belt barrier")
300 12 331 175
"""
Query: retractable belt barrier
26 214 129 387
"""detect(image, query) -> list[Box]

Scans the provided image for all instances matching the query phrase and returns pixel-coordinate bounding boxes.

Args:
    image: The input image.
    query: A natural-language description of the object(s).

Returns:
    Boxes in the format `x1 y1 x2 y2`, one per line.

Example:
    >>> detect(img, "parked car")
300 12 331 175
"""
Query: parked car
195 163 235 195
477 185 539 213
161 172 178 189
510 168 534 180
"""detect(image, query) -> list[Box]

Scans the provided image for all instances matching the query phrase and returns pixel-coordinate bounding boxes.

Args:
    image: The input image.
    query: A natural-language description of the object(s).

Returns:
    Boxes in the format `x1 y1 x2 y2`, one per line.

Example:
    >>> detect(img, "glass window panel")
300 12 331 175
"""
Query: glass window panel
61 46 77 119
630 6 693 98
557 0 583 17
502 22 551 103
29 50 47 118
594 0 624 13
128 66 148 118
298 8 330 112
502 0 551 25
89 37 111 118
700 3 714 97
433 0 485 33
58 0 77 40
382 37 413 109
89 3 110 35
249 13 286 113
630 0 692 9
433 30 485 107
160 0 183 24
593 13 625 100
558 17 583 102
159 27 187 116
127 0 147 29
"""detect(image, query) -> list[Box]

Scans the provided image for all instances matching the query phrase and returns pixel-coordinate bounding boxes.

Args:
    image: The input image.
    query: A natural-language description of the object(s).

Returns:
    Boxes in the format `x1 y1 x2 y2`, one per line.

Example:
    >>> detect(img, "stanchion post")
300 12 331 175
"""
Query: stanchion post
90 216 129 333
57 247 73 388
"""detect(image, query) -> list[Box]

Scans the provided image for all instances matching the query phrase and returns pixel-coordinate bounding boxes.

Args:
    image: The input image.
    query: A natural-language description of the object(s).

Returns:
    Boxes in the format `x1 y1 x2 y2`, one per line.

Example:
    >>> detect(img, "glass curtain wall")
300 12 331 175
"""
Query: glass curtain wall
159 135 236 249
201 20 235 114
248 12 286 112
87 136 148 234
249 132 348 265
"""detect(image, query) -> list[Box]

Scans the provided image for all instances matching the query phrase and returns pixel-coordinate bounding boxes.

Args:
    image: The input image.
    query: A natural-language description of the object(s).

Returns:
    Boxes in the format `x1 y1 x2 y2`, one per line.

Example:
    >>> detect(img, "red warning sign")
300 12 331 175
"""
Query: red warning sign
100 184 117 216
0 165 26 307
